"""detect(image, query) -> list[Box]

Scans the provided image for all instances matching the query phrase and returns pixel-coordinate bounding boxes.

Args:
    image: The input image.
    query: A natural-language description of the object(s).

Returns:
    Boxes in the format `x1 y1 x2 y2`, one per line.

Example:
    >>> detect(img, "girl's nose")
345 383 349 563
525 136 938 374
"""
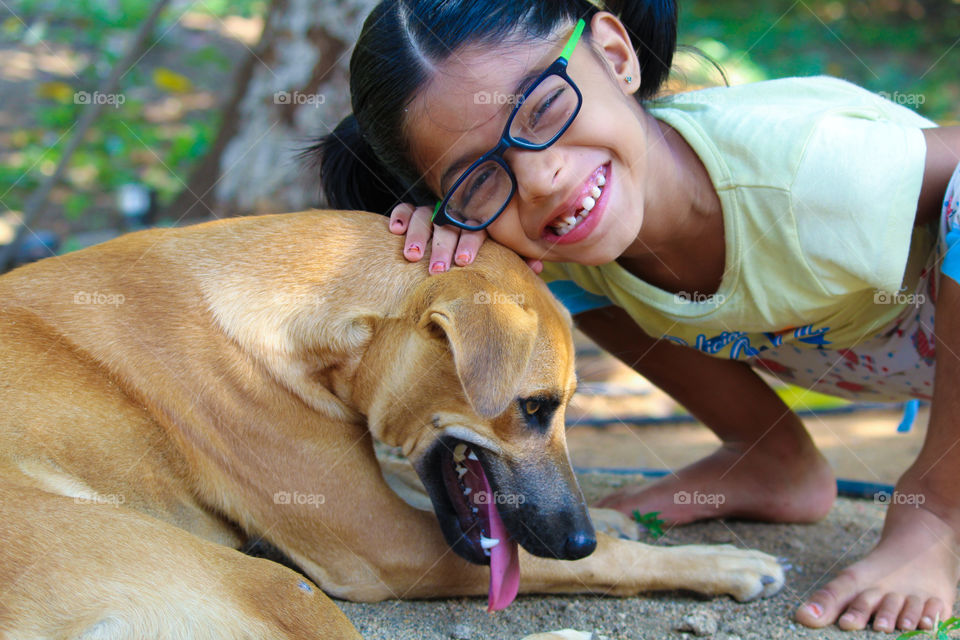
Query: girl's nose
506 146 564 202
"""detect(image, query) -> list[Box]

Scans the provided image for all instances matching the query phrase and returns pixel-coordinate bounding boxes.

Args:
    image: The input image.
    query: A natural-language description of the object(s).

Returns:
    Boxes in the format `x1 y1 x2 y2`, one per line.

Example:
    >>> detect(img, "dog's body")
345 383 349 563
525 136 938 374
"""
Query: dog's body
0 211 783 639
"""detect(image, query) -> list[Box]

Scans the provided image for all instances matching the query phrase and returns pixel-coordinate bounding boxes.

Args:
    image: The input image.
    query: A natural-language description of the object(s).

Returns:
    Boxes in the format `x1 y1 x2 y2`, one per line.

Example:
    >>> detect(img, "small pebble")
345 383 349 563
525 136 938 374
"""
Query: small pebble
449 623 473 639
675 607 720 637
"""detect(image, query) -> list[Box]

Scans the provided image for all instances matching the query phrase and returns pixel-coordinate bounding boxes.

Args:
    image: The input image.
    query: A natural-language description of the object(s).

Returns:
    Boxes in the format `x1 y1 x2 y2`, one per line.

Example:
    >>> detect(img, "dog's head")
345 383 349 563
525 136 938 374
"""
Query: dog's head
359 244 595 608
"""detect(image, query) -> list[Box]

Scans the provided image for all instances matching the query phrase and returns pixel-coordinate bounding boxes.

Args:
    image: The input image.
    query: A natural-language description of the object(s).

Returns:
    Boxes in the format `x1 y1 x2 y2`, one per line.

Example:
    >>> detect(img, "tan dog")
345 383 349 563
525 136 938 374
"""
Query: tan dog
0 211 783 639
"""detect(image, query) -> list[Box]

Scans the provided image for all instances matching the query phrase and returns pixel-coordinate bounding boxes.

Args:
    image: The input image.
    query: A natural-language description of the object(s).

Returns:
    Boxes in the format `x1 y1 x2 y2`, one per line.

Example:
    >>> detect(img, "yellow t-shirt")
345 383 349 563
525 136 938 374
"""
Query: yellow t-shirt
541 76 937 359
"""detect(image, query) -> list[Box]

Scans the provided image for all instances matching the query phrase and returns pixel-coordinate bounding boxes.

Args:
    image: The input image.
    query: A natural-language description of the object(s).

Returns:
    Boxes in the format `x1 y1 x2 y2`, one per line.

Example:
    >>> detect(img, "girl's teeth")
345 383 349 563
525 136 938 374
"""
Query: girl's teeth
548 170 607 235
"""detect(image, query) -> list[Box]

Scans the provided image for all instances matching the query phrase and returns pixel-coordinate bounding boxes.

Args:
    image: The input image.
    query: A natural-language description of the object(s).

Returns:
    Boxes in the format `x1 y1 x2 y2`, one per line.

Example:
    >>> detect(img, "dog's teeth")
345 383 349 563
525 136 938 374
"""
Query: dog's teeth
453 443 467 463
467 451 478 461
463 487 472 495
456 464 467 478
480 535 500 550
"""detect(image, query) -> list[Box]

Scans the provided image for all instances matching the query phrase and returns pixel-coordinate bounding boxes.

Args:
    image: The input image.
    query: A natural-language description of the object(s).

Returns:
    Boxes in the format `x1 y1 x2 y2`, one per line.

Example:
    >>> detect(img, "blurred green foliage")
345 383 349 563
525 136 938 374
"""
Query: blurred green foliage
675 0 960 123
0 0 265 222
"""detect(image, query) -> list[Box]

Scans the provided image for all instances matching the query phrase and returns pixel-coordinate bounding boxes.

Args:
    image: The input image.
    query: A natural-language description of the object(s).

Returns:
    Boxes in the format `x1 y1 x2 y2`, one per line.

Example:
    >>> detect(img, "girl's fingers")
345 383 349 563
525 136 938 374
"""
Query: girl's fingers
389 202 418 234
402 205 435 262
430 224 461 273
452 228 487 266
526 258 544 274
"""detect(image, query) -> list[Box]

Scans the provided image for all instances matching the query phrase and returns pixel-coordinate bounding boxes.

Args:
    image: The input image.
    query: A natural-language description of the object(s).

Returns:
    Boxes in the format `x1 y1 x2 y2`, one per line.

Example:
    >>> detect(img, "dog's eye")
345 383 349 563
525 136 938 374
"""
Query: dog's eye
518 395 559 433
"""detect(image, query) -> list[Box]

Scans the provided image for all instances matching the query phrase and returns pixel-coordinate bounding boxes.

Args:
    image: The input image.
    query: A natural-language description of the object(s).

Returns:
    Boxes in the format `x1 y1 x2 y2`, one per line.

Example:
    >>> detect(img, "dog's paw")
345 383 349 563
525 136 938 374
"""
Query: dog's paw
679 544 785 601
588 507 640 541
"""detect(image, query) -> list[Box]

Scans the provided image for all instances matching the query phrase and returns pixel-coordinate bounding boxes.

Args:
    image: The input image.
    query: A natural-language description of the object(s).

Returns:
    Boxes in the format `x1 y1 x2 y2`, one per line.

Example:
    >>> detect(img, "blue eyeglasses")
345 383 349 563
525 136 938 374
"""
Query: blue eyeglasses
431 19 586 231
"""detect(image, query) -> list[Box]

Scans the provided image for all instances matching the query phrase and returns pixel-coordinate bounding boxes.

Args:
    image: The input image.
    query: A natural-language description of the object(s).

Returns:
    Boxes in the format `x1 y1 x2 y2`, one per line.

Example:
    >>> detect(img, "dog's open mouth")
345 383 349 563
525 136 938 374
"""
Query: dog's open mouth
441 441 520 611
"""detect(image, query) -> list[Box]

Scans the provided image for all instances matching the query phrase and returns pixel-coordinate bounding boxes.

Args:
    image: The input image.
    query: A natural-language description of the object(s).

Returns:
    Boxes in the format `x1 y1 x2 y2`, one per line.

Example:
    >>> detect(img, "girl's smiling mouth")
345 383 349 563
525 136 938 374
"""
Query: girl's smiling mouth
541 163 610 245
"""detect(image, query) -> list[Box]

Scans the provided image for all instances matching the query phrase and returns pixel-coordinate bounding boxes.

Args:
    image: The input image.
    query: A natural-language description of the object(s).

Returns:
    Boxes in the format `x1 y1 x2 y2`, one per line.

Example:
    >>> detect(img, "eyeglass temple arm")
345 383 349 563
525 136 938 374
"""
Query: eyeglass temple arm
560 19 586 62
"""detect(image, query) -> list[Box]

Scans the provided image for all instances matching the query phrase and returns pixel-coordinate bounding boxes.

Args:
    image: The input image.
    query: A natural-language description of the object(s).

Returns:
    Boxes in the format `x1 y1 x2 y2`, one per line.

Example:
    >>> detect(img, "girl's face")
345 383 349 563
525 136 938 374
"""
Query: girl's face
406 14 653 265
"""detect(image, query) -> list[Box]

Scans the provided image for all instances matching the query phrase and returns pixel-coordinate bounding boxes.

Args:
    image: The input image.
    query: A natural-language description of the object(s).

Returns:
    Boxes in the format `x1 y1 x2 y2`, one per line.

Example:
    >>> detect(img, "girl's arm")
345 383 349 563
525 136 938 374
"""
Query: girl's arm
917 126 960 227
574 305 810 447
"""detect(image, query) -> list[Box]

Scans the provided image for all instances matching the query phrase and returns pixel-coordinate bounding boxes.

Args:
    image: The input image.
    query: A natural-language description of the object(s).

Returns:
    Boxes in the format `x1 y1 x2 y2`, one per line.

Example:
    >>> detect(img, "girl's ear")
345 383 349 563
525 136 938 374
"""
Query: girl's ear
587 12 642 96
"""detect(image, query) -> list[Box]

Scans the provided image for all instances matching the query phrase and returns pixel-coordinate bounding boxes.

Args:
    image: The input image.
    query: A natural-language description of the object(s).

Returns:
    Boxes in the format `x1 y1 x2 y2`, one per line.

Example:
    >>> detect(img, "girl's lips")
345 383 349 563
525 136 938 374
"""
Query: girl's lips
541 164 610 246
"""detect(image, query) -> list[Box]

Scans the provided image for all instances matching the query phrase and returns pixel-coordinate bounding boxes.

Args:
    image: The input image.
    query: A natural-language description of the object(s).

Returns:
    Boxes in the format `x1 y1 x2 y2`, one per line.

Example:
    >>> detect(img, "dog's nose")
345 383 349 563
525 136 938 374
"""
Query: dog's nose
564 531 597 559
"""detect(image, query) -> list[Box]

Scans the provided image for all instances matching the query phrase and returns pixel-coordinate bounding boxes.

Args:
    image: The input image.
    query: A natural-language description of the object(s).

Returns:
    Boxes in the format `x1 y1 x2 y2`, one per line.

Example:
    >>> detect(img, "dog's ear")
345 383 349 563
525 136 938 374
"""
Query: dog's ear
420 297 537 417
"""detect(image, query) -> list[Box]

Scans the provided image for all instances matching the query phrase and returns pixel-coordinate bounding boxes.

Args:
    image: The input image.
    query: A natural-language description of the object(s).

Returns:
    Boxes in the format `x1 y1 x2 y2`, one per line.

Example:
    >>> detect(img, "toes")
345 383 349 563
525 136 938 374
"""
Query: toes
871 593 905 633
898 595 924 631
796 571 860 628
838 588 885 631
919 597 949 630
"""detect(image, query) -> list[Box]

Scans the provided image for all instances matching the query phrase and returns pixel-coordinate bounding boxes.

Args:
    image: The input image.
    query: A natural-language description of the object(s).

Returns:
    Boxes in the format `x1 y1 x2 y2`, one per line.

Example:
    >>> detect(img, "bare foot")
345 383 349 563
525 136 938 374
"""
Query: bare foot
594 441 836 524
796 504 960 633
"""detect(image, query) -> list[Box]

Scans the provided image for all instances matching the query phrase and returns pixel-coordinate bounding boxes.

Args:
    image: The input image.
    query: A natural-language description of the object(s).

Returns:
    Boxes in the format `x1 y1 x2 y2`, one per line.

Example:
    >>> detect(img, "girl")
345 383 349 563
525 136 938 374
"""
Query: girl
314 0 960 633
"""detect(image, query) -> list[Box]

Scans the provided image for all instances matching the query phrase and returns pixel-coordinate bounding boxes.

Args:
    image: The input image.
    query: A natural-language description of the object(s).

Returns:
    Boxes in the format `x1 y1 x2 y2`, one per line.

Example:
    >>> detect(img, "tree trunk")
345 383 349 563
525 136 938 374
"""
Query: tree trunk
165 0 378 220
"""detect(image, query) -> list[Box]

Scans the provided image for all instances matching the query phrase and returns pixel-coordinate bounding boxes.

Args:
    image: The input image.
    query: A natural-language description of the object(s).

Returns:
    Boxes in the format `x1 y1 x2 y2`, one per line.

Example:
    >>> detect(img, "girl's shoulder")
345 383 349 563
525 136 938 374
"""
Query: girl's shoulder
648 75 931 128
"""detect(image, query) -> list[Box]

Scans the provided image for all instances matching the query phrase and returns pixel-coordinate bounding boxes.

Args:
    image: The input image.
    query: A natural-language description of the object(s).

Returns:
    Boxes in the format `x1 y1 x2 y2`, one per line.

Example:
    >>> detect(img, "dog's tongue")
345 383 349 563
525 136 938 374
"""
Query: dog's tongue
486 493 520 611
472 459 519 611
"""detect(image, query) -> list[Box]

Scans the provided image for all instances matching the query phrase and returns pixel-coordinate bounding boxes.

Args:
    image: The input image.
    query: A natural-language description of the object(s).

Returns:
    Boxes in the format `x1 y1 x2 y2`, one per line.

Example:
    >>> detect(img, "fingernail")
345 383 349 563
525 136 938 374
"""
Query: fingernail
840 613 855 624
921 616 933 628
430 261 446 273
805 602 823 618
902 619 913 628
407 244 421 257
392 219 404 229
456 252 471 265
876 617 889 629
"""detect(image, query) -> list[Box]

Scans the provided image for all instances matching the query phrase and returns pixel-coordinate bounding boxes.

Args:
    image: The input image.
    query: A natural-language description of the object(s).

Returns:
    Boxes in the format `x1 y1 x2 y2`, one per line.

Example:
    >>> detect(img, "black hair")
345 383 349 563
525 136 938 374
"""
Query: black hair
307 0 678 214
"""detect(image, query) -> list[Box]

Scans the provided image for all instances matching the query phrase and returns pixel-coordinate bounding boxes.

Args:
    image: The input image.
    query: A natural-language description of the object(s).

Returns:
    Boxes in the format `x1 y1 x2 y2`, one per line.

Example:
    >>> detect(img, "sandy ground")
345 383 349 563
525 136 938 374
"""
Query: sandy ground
339 472 953 640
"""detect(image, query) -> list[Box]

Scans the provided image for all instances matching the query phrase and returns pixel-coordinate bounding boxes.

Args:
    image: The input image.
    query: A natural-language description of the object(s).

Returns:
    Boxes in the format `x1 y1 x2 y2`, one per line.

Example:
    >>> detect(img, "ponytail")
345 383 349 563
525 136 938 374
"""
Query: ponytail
304 114 424 214
598 0 677 100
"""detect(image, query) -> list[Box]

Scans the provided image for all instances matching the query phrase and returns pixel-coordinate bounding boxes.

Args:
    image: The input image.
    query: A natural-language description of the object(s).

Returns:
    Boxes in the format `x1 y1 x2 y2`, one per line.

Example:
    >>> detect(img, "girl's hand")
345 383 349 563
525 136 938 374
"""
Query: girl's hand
389 203 543 275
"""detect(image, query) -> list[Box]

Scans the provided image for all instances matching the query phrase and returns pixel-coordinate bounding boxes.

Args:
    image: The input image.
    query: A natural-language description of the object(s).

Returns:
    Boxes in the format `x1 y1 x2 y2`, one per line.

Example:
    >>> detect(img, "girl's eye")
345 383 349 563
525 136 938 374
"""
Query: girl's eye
524 399 540 415
527 87 565 129
462 166 497 205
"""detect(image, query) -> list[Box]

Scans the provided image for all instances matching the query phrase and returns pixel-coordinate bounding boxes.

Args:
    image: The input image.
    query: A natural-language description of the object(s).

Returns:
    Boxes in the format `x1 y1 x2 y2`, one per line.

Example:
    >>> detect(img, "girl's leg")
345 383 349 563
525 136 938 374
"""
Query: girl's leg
574 305 836 525
797 165 960 633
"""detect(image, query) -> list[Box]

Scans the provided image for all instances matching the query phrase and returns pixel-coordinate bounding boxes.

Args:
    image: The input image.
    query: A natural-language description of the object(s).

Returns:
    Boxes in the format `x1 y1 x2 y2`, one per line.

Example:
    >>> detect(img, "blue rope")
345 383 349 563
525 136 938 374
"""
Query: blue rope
573 466 895 499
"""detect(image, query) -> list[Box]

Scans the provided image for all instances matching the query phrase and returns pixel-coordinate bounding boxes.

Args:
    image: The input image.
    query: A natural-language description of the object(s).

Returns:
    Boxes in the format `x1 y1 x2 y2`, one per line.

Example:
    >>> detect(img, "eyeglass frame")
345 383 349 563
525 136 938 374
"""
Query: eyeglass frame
431 18 586 231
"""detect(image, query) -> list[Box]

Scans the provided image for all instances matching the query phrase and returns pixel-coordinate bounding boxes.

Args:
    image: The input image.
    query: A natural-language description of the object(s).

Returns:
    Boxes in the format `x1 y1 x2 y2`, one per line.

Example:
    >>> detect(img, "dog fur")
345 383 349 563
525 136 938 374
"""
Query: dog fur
0 211 783 639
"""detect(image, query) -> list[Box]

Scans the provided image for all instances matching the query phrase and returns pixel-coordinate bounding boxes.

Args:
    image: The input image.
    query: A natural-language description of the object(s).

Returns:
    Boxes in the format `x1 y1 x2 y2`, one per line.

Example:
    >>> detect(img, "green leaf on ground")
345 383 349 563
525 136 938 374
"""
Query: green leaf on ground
632 510 665 539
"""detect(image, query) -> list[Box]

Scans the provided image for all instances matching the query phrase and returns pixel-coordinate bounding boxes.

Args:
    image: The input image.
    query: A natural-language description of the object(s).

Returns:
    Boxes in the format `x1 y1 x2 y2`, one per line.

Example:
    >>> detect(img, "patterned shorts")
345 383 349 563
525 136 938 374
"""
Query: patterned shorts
747 163 960 402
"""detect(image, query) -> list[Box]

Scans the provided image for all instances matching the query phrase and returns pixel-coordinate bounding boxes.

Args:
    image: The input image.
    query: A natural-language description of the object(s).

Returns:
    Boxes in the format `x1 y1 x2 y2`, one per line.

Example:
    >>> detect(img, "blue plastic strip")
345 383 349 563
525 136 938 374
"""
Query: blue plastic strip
566 401 920 428
896 399 920 433
547 280 614 315
942 228 960 286
573 466 895 500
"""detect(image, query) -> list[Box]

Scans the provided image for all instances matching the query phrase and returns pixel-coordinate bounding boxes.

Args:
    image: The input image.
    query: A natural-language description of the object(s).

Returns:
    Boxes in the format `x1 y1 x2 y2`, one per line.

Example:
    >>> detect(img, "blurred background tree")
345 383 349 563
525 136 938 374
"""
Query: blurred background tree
0 0 957 254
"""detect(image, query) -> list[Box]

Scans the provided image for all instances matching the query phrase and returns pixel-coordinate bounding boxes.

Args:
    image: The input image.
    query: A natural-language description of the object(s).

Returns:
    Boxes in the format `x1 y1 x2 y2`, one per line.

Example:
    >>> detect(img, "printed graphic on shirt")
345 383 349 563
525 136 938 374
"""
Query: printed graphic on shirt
662 324 832 360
